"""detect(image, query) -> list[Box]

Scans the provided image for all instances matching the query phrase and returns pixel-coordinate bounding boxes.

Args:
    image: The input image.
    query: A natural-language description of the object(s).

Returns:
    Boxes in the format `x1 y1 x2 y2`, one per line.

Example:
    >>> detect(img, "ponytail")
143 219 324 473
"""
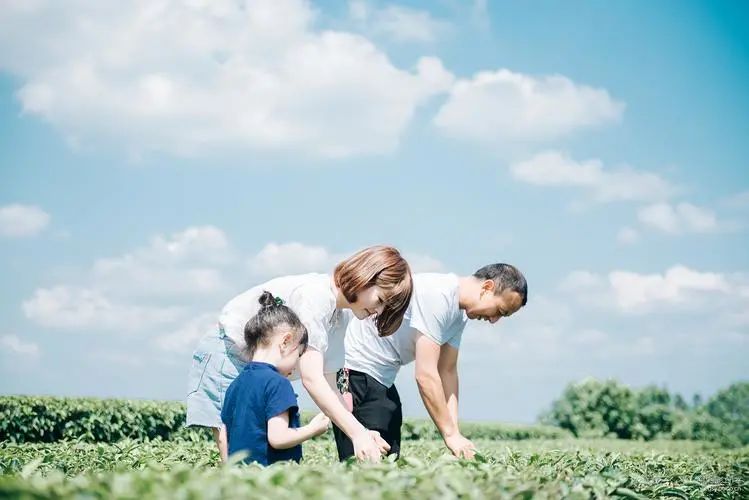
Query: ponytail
244 291 308 359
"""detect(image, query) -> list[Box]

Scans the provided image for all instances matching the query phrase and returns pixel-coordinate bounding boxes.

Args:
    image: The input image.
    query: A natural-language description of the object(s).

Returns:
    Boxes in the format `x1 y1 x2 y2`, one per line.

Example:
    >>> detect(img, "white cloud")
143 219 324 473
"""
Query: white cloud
434 70 624 143
637 202 722 234
562 266 739 315
248 242 340 278
21 226 231 333
1 0 453 158
471 0 490 31
349 1 450 43
154 313 216 353
559 270 604 291
609 266 731 312
721 190 749 209
0 204 50 237
404 253 444 272
22 286 183 331
248 242 444 278
0 334 40 357
92 226 232 298
510 151 677 203
617 227 639 245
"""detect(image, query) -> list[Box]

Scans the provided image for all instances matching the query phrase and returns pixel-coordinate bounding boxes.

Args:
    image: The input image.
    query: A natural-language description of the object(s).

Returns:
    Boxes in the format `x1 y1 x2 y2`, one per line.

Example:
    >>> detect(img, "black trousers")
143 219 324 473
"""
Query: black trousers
332 369 402 461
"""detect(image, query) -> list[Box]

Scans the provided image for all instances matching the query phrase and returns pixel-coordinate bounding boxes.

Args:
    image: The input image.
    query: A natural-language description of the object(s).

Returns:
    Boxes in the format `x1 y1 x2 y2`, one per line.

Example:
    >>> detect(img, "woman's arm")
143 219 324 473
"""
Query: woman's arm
299 349 390 460
267 412 329 449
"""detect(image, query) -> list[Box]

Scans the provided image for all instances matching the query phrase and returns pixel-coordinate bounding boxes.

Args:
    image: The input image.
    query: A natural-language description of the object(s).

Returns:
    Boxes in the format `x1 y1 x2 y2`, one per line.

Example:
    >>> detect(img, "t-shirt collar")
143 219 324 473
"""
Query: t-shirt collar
248 361 279 373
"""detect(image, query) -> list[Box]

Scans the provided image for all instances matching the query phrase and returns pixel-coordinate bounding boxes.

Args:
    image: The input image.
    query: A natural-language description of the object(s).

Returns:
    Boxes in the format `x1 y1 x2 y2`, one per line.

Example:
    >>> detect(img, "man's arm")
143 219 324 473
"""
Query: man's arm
414 333 475 458
438 343 460 429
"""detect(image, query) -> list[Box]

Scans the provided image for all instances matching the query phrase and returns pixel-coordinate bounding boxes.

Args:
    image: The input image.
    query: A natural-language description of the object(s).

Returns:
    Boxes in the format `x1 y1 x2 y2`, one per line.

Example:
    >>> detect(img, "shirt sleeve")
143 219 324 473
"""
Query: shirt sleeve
220 383 234 426
446 316 467 349
408 287 454 346
265 377 299 421
288 286 331 354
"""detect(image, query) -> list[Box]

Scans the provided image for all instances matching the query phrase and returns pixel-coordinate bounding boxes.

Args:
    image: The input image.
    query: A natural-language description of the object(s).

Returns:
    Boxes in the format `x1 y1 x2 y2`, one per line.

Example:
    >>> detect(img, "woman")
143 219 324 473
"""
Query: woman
186 245 412 461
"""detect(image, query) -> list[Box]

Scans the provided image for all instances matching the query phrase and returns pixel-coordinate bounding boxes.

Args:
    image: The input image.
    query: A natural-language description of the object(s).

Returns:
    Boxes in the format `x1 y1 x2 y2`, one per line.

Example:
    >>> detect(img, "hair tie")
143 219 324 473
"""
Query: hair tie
274 296 284 306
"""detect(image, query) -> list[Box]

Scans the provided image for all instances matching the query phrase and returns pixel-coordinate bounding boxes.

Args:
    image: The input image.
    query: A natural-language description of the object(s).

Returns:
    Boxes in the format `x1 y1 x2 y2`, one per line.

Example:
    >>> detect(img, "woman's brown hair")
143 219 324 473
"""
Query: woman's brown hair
334 245 412 337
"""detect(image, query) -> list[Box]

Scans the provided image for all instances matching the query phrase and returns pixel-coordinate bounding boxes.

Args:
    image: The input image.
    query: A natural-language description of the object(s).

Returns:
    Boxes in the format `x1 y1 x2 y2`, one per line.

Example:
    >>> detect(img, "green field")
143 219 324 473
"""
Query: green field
1 396 747 499
2 438 747 499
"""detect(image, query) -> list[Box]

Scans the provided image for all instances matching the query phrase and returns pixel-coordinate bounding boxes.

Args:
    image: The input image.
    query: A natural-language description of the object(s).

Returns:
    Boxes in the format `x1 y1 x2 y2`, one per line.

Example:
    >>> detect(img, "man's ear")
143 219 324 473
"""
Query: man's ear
482 279 496 294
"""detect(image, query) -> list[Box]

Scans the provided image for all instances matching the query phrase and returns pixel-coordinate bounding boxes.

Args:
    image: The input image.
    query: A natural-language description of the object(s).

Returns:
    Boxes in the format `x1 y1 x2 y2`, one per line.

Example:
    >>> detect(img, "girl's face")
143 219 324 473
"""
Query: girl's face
349 285 386 320
275 330 306 377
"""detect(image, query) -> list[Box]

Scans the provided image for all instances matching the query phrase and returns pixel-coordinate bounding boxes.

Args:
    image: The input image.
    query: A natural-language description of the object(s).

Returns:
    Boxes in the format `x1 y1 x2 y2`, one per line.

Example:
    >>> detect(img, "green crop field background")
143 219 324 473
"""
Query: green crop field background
1 396 747 499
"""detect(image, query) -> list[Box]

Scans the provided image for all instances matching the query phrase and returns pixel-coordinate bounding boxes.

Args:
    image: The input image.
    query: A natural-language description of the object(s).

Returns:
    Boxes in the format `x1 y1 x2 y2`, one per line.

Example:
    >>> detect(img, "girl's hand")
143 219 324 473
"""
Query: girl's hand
309 412 330 436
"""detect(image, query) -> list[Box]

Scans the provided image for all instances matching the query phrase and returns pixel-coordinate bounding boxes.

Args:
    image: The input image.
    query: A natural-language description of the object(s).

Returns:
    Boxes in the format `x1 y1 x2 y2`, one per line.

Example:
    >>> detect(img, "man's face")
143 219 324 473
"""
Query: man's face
465 284 523 323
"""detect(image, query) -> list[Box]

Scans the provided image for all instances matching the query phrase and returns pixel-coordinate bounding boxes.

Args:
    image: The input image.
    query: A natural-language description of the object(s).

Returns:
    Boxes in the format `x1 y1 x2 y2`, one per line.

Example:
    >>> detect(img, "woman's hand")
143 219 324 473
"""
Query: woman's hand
352 430 390 462
368 430 391 455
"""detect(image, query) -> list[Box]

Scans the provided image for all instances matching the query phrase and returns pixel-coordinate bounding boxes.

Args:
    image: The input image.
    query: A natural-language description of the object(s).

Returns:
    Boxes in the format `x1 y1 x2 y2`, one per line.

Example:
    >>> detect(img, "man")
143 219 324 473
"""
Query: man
332 263 528 460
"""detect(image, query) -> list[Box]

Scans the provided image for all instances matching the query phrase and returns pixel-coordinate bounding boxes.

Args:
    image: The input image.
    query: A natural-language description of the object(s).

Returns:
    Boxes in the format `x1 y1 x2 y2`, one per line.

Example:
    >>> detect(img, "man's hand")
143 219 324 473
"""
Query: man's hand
444 433 476 459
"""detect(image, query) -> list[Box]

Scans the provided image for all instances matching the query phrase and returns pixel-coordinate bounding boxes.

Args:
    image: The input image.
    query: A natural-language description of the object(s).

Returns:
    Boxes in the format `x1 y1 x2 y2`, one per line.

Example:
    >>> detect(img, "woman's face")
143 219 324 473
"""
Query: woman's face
349 285 386 320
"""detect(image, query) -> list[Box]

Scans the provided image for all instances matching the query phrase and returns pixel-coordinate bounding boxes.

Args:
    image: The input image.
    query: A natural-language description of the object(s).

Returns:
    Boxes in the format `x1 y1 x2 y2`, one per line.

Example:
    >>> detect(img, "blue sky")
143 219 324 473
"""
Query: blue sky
1 0 747 423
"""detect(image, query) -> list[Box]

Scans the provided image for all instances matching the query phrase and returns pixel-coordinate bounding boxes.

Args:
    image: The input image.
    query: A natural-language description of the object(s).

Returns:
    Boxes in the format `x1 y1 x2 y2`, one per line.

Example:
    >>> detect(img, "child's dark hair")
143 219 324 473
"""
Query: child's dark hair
244 291 309 359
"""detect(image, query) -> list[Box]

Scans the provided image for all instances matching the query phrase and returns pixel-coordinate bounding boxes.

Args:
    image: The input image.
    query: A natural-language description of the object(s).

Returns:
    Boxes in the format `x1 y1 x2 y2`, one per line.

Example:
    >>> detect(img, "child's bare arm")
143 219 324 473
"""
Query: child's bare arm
217 424 229 463
267 411 330 450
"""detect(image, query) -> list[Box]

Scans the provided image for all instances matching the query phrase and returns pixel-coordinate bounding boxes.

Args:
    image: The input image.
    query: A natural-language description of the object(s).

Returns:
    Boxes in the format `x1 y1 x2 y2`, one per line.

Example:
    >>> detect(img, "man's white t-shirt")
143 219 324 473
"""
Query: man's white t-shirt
344 273 468 387
218 273 348 374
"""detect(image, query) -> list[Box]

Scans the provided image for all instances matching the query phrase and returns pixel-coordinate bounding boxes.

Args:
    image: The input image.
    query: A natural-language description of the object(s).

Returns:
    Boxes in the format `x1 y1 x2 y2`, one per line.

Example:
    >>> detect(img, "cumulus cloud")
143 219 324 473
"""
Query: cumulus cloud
154 313 216 353
349 1 451 43
22 226 231 333
0 204 50 237
22 286 183 331
0 0 454 158
92 226 233 298
637 202 724 234
0 334 40 357
562 265 741 314
434 70 624 143
248 242 341 278
510 151 677 203
248 242 444 278
617 227 639 245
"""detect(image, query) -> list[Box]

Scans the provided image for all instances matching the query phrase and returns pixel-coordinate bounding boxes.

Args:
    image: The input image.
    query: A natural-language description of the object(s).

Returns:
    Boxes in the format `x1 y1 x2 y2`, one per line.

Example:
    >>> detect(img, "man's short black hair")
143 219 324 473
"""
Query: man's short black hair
473 263 528 306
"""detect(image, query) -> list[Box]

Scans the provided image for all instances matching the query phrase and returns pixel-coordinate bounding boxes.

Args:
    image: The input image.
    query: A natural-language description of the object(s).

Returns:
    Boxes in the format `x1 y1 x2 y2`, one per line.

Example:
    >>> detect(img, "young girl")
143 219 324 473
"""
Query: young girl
220 291 330 465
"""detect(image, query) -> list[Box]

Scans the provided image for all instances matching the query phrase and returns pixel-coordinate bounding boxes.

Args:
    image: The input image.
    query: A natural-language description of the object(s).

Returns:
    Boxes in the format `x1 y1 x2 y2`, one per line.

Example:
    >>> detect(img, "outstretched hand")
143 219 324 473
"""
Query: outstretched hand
353 430 391 462
445 433 476 459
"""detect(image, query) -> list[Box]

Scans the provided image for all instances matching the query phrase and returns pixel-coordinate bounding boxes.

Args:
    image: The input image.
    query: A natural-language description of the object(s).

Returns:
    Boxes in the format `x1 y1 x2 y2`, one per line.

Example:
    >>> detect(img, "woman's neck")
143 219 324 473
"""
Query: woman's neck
331 275 350 310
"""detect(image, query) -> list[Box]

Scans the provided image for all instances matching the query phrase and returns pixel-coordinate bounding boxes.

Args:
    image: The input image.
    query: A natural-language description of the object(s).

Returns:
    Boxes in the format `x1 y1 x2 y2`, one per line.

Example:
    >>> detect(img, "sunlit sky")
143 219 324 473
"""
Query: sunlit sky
1 0 747 422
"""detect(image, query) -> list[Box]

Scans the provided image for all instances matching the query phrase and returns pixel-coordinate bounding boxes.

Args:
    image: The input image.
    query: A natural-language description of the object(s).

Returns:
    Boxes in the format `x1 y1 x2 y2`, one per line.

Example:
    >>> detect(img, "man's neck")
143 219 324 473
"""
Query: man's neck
457 276 478 311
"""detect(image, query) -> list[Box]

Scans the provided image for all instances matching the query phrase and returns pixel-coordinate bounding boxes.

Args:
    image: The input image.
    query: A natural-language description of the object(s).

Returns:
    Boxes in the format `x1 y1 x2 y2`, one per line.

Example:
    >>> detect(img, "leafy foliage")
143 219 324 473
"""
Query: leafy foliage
543 379 748 447
1 439 746 499
0 396 567 444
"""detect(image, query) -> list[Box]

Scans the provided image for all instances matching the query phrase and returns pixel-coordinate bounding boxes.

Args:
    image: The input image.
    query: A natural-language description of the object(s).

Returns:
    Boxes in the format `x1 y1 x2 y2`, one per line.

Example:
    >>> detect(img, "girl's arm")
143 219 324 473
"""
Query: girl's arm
216 425 229 463
267 412 329 449
299 349 390 460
